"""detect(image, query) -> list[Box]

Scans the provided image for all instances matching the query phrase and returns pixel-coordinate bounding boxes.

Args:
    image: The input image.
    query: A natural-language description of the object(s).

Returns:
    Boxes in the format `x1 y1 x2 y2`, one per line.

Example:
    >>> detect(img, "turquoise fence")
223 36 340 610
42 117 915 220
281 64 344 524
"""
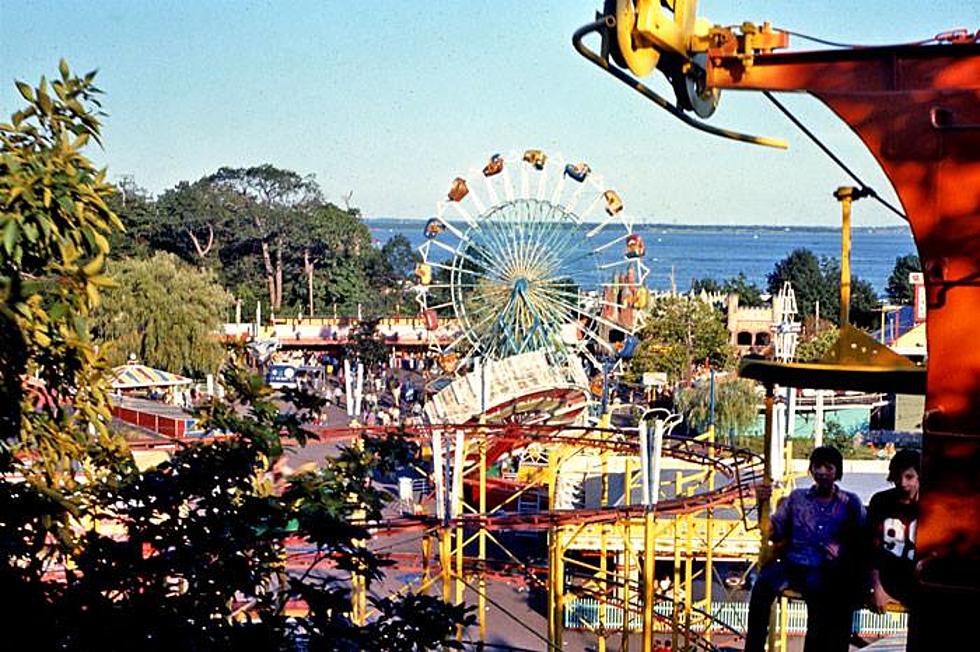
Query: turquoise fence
564 598 908 636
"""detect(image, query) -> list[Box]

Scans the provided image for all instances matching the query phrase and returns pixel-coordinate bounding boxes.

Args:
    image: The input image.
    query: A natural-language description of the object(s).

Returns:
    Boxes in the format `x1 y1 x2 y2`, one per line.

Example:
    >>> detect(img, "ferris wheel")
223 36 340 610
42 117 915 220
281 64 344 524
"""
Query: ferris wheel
414 149 650 373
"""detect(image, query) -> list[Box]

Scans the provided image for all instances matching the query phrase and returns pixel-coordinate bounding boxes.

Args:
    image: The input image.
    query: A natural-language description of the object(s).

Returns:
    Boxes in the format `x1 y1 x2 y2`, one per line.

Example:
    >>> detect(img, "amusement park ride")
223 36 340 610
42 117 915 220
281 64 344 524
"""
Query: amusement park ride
284 2 979 650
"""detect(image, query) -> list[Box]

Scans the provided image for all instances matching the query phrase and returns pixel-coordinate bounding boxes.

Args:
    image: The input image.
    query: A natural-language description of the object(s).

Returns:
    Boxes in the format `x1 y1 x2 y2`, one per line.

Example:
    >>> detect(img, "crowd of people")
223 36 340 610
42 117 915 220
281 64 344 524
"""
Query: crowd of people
745 445 921 652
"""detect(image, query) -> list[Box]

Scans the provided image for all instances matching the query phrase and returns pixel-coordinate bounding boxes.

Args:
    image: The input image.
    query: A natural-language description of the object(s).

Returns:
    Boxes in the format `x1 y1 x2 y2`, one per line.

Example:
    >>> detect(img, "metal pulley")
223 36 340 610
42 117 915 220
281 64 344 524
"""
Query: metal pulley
608 0 660 76
678 52 719 119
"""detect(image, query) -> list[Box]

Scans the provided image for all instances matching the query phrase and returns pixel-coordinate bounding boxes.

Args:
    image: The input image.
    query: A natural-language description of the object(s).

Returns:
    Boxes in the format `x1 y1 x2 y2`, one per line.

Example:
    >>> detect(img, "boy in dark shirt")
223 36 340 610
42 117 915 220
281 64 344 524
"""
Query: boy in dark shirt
744 446 866 652
868 448 920 612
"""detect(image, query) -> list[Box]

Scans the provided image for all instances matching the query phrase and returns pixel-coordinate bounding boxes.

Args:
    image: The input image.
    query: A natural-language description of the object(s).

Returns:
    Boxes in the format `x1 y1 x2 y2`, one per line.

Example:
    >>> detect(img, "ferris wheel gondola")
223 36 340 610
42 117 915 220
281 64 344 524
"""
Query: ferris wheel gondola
415 149 649 374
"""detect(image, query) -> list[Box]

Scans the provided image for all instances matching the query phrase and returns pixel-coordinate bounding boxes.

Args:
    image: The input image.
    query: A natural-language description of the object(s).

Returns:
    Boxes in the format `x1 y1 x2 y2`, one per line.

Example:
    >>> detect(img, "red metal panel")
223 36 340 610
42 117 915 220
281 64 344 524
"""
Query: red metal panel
706 43 980 647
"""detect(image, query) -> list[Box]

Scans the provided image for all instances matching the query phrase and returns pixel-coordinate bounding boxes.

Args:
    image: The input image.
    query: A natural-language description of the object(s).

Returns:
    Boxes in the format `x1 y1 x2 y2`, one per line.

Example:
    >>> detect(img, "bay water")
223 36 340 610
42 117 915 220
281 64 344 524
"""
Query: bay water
368 218 916 296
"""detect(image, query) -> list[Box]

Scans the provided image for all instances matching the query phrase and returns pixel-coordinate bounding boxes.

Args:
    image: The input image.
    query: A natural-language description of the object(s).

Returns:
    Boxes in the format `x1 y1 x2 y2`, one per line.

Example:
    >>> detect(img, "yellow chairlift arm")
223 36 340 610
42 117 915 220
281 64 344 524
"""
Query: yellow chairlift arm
574 2 788 149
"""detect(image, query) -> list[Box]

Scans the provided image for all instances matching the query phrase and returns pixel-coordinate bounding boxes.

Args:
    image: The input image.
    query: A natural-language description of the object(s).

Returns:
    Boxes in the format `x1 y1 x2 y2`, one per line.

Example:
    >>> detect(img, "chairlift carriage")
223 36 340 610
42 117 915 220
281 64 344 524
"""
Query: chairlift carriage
413 148 650 374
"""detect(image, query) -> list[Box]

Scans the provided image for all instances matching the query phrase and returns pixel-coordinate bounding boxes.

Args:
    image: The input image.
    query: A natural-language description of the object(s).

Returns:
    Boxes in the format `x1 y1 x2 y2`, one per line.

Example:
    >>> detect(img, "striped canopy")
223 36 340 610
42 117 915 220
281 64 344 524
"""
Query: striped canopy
110 364 193 389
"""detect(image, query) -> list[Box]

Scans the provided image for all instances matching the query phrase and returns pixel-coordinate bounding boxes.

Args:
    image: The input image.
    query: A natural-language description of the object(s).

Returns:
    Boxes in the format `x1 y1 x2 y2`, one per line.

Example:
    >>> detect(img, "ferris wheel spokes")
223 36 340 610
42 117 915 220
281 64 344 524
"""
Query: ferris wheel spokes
418 149 648 373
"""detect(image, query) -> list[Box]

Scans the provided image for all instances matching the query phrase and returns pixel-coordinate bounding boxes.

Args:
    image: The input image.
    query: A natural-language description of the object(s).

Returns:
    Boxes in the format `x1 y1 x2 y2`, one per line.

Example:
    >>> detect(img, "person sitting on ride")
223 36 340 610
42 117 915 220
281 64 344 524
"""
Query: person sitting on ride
745 445 866 652
868 448 920 614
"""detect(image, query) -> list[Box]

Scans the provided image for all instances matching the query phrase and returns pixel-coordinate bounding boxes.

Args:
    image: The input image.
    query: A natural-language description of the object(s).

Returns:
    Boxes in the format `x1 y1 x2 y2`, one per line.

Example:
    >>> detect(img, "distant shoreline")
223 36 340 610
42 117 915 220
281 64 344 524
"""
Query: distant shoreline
363 216 909 233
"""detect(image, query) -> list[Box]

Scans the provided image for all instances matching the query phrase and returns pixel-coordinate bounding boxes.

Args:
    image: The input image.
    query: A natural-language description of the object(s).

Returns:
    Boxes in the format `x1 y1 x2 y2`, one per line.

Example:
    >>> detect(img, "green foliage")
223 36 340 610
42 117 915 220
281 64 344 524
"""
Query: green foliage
106 166 399 318
885 254 921 305
795 326 839 362
629 295 736 384
691 272 765 308
106 177 157 259
380 234 417 284
0 61 123 477
91 252 233 376
767 248 826 320
676 376 760 435
767 248 879 329
823 420 857 456
2 362 473 650
293 202 375 314
345 317 389 369
724 272 765 307
689 277 722 295
1 65 472 651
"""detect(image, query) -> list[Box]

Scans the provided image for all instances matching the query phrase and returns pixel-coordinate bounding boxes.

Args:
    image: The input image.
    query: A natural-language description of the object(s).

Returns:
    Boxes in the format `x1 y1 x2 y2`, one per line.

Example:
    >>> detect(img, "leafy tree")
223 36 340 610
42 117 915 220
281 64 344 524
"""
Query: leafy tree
1 64 472 651
5 360 473 651
795 326 840 362
692 273 765 307
767 248 826 321
380 234 417 286
690 277 723 295
628 295 736 383
723 272 765 307
289 202 375 315
205 165 324 312
885 254 921 305
106 176 157 259
0 60 122 473
345 317 388 369
676 376 760 436
767 248 879 329
816 257 880 329
154 178 234 264
91 252 233 376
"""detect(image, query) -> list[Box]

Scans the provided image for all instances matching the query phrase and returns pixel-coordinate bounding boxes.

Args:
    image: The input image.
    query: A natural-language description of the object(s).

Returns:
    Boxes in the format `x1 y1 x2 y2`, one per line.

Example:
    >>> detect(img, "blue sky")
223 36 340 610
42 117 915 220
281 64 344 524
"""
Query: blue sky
2 1 976 226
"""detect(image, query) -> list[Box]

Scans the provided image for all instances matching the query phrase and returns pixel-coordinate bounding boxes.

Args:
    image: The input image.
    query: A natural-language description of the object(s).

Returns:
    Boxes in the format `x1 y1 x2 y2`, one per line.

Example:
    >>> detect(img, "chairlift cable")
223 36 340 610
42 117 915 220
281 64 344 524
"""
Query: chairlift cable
763 91 909 221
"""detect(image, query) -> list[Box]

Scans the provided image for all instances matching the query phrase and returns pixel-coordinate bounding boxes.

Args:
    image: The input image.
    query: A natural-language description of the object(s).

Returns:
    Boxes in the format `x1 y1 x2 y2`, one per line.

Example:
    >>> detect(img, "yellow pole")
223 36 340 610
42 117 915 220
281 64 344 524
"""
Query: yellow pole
555 528 565 651
834 186 860 326
621 522 632 652
548 527 565 648
478 437 487 646
684 510 693 648
622 456 632 652
454 438 465 643
672 474 682 651
599 451 609 652
779 594 790 652
762 384 777 652
705 423 715 644
421 532 431 595
641 508 655 652
760 385 775 561
441 527 452 604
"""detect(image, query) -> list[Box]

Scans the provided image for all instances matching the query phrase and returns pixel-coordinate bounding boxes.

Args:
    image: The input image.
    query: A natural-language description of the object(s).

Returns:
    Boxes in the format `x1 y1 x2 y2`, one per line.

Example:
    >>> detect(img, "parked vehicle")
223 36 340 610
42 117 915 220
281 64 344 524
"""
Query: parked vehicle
266 364 325 391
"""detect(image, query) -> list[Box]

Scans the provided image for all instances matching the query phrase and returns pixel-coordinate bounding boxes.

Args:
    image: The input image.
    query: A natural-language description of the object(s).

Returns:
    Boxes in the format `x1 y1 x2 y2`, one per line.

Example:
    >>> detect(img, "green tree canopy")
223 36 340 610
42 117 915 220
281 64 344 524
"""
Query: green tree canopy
205 164 324 312
795 326 840 362
723 272 765 307
767 247 879 329
691 272 765 307
885 253 921 305
767 248 826 320
0 60 122 473
676 376 760 436
628 295 736 384
1 64 472 652
91 252 233 376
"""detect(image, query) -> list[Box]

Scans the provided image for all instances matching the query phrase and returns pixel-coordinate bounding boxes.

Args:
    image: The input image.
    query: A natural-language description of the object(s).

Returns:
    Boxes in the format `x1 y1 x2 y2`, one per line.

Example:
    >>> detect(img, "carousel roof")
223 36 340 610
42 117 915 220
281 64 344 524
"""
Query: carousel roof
110 364 193 389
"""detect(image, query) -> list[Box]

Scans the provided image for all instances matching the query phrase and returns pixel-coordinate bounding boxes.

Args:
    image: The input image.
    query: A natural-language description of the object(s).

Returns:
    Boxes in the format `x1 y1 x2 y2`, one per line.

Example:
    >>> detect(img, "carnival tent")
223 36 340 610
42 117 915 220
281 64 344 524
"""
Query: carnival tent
109 364 193 390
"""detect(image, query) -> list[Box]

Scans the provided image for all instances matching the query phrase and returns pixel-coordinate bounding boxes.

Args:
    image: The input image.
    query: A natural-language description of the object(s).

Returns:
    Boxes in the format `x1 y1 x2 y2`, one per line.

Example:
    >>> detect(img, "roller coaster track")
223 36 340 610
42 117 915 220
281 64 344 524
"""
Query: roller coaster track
282 420 764 649
305 423 764 532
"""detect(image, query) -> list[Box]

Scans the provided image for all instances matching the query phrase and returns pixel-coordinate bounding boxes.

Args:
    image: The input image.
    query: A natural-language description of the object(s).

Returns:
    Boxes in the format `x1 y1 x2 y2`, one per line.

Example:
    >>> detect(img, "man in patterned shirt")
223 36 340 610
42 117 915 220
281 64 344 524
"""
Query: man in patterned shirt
744 446 866 652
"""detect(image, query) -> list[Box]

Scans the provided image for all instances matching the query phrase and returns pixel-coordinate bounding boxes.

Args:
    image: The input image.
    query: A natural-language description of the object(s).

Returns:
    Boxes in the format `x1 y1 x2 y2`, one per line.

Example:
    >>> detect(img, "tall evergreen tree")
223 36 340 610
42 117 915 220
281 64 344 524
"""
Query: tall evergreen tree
886 254 921 305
